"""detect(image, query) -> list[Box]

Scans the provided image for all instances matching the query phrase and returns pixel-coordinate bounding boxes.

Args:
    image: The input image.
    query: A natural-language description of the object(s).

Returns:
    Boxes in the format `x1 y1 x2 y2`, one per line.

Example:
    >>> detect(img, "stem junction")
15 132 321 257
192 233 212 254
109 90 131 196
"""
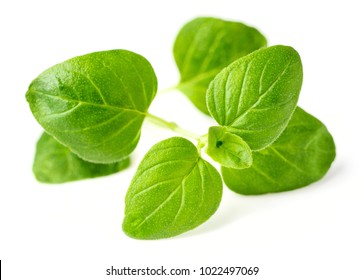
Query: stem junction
146 112 207 154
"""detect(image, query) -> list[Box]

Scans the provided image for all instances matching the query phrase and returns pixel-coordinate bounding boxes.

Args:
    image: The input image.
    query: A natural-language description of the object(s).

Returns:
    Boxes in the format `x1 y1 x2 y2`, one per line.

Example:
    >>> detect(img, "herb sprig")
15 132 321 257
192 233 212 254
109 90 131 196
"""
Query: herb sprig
26 17 336 239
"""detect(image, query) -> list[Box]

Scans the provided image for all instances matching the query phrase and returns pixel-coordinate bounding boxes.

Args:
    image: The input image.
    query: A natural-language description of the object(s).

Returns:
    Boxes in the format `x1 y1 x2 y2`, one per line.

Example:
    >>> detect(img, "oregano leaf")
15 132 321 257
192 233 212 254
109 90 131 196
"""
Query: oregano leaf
123 137 223 239
222 107 336 194
207 45 303 151
33 132 130 183
26 50 157 163
206 126 253 169
174 17 267 114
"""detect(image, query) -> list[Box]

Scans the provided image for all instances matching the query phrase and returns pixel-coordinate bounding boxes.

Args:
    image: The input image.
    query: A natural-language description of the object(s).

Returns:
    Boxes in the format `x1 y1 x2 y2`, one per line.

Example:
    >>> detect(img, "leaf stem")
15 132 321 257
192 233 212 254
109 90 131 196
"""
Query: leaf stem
146 112 201 141
157 84 178 94
197 134 208 154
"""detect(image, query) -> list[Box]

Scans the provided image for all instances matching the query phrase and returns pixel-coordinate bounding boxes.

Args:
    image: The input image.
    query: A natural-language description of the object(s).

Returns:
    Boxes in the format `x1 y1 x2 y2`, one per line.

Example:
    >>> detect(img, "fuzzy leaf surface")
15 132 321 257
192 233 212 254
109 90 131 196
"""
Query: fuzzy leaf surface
174 17 267 114
222 107 336 194
206 126 252 169
123 137 222 239
207 45 303 150
26 50 157 163
33 132 130 183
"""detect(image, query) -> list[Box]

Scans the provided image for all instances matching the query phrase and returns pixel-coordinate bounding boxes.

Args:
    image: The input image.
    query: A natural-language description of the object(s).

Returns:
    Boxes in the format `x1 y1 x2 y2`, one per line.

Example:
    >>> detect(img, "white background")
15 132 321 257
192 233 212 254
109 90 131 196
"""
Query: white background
0 0 363 279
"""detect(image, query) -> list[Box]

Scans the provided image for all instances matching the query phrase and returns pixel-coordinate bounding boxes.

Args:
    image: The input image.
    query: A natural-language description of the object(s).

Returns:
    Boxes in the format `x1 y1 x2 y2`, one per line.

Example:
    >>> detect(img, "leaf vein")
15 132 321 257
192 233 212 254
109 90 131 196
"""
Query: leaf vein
75 71 108 105
251 165 277 184
197 29 226 73
228 57 294 126
188 160 206 223
56 110 129 133
87 115 142 148
134 158 196 184
180 20 211 76
43 103 82 118
130 62 148 109
28 90 146 115
236 59 254 116
269 147 306 174
134 160 199 230
129 177 185 203
101 61 138 109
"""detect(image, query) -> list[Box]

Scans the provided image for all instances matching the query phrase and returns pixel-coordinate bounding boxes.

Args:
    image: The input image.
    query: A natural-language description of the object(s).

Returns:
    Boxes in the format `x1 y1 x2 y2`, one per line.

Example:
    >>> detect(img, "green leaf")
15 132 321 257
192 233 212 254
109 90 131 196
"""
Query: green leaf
206 126 253 169
33 132 130 183
174 17 267 114
26 50 157 163
123 137 222 239
207 45 303 151
222 107 336 194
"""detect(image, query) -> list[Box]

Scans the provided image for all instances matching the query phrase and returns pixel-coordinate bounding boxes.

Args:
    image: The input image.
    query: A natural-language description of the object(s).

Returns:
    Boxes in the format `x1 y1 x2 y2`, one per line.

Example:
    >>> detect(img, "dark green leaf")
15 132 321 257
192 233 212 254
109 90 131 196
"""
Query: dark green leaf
222 107 336 194
26 50 157 163
174 17 267 114
207 45 303 150
206 126 252 169
33 132 130 184
123 137 222 239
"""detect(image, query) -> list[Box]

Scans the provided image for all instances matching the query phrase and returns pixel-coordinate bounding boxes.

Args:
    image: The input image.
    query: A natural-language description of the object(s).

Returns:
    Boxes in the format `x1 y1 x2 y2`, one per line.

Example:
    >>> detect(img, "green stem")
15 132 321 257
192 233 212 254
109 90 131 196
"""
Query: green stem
157 84 178 95
197 134 208 154
146 112 201 141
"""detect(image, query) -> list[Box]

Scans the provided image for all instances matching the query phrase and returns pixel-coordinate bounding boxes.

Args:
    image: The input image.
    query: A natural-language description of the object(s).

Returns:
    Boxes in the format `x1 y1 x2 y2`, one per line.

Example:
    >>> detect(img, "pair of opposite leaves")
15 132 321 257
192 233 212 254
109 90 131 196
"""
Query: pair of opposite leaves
26 17 335 239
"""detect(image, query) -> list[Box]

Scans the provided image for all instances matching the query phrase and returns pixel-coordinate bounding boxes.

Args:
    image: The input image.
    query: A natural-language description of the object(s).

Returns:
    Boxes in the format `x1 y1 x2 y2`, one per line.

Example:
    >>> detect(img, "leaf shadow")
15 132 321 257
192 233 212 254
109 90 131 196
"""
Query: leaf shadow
318 159 345 183
178 159 345 239
177 192 261 239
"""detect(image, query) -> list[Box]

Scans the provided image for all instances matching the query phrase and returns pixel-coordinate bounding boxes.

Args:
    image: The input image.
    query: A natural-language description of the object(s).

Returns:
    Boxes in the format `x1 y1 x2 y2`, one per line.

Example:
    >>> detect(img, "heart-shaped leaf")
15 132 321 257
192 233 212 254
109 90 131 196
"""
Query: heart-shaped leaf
222 107 336 194
26 50 157 163
174 17 267 114
207 45 303 150
123 137 222 239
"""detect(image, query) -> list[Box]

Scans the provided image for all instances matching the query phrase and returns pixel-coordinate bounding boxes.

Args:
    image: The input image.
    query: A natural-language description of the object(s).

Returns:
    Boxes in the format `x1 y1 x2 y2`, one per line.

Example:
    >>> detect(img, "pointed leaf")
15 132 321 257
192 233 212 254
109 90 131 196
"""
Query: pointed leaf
222 107 336 194
206 126 252 169
26 50 157 163
207 45 303 150
123 137 222 239
174 17 267 114
33 132 130 183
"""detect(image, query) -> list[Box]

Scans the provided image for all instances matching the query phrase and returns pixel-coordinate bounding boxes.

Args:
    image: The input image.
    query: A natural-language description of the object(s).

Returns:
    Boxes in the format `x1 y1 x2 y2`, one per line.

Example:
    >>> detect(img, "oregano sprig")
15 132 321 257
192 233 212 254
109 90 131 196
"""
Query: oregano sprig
26 17 335 239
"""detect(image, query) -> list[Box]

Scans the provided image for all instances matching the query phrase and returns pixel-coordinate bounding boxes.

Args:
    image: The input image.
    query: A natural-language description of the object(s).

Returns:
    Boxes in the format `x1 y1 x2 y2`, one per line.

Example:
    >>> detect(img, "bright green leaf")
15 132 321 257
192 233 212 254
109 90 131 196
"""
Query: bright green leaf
26 50 157 163
222 107 336 194
33 132 130 184
174 17 267 114
207 45 303 151
206 126 253 169
123 137 222 239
